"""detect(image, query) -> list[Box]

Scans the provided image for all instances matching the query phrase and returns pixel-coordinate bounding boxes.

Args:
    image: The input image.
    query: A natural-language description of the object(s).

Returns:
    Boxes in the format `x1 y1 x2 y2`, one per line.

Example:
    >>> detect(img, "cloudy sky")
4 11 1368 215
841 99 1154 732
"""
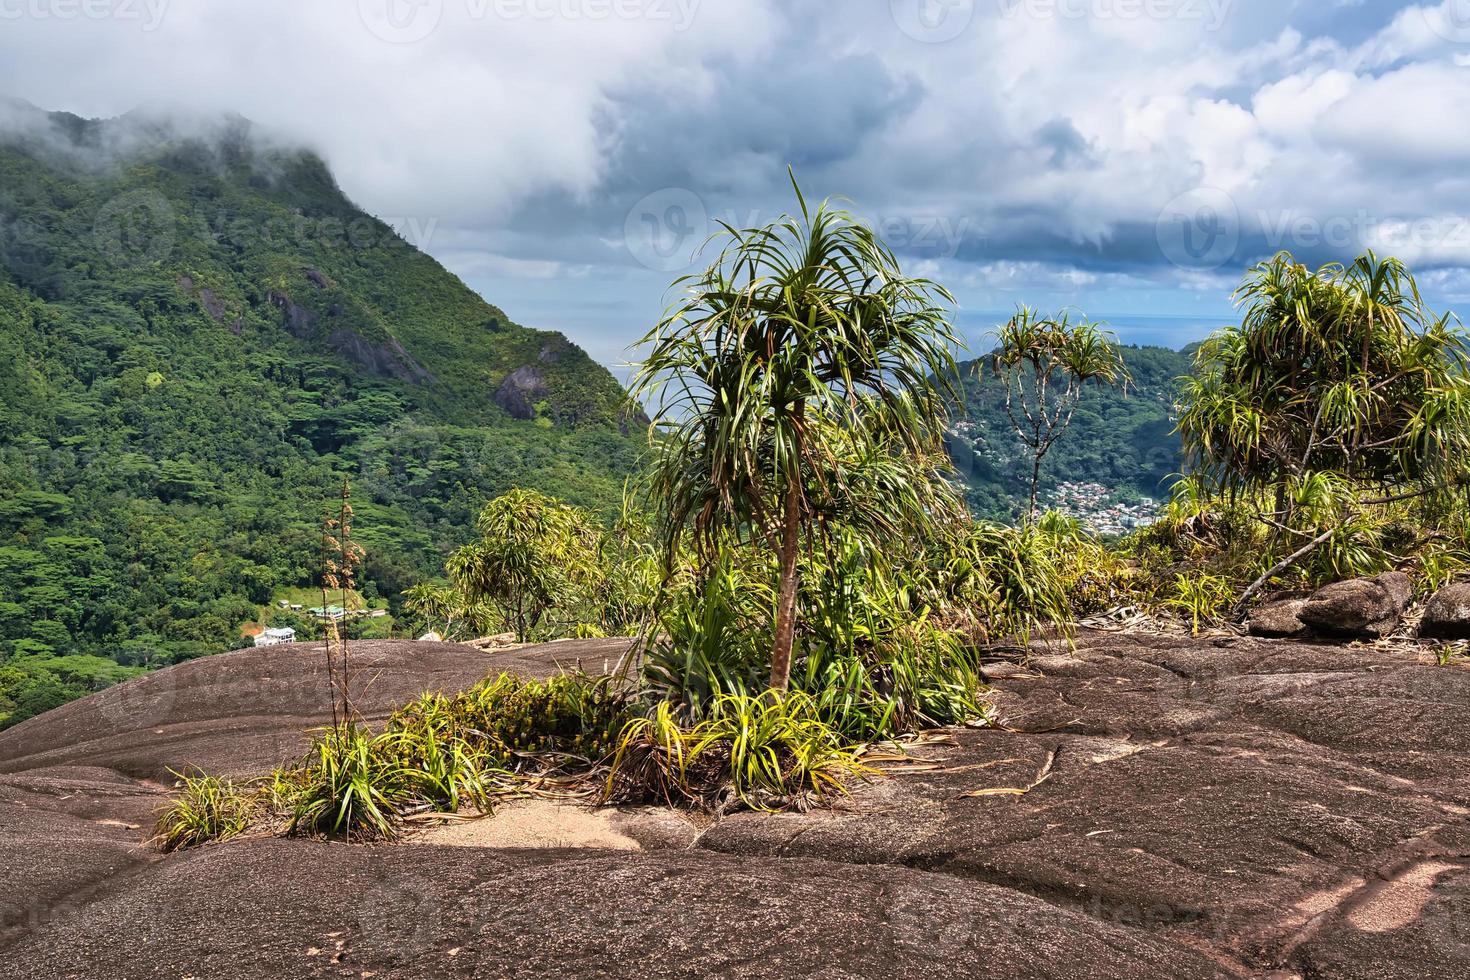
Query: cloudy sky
2 0 1469 368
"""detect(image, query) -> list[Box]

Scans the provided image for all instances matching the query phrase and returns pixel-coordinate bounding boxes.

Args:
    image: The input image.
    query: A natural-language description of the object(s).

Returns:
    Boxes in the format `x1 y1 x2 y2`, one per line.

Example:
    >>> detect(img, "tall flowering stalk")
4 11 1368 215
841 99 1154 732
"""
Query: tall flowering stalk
320 479 365 726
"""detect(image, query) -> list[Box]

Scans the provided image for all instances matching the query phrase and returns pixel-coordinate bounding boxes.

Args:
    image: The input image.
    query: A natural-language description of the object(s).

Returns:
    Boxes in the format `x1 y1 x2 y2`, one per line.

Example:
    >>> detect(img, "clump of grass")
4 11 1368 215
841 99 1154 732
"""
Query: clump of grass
162 670 872 847
382 715 495 815
286 722 413 840
1165 571 1233 634
153 770 257 852
279 720 501 841
1434 642 1467 667
606 691 873 811
274 672 627 840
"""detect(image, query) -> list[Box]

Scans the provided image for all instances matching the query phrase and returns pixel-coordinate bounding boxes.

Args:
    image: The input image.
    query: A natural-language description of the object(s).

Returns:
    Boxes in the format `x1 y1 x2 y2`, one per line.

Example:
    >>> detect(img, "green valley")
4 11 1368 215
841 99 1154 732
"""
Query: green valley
946 344 1193 524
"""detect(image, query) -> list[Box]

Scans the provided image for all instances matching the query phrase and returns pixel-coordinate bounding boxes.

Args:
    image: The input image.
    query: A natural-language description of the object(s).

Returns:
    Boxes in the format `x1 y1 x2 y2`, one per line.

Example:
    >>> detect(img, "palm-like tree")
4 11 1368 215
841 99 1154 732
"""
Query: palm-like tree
1180 251 1470 498
991 308 1128 518
629 175 961 692
1177 250 1470 609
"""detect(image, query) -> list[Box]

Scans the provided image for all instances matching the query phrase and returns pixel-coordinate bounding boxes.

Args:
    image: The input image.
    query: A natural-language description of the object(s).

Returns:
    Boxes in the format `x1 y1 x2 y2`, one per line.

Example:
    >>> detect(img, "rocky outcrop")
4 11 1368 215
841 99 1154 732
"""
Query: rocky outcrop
1245 595 1308 638
267 288 317 338
0 639 619 781
266 284 432 385
1420 582 1470 640
4 635 1470 978
495 364 549 420
199 287 227 323
620 402 651 436
326 327 433 385
1298 571 1412 638
178 276 242 334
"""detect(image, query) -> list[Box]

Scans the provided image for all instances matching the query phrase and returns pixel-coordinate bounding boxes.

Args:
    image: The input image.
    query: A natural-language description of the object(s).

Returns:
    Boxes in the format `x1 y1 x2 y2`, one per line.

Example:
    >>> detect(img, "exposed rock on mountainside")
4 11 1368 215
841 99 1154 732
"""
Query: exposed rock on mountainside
2 633 1467 978
495 364 550 421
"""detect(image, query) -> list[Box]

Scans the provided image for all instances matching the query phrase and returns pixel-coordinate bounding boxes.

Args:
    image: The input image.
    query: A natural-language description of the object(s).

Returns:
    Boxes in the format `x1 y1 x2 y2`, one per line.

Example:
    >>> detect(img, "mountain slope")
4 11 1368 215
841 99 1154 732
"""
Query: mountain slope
0 102 642 726
947 345 1193 522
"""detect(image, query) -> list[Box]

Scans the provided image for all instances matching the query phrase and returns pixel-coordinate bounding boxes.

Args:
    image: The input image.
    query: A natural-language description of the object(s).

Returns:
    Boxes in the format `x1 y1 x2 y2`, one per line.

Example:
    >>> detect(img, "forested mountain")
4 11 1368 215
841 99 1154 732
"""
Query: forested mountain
0 101 642 726
947 345 1194 521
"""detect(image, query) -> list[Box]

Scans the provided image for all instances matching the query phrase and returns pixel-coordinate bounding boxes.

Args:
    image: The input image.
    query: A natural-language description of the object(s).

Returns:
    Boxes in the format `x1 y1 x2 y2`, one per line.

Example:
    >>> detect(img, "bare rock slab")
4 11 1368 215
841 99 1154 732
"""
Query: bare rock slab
4 635 1469 979
0 842 1237 980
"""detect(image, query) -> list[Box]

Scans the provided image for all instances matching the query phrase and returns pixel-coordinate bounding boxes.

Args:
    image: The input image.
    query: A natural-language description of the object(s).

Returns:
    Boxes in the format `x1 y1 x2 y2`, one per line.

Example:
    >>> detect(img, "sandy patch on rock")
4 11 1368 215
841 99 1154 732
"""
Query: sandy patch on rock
1347 860 1463 933
412 799 700 851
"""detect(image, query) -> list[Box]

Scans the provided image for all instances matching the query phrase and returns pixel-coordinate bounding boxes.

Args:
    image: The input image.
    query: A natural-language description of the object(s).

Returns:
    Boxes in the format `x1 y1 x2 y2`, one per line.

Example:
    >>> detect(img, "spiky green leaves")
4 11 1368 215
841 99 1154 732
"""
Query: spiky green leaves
628 175 963 559
1179 251 1470 493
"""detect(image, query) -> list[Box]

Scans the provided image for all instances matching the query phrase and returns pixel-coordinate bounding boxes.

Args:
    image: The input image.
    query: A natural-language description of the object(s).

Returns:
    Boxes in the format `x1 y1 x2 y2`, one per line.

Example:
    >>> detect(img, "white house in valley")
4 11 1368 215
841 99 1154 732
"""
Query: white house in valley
254 627 297 646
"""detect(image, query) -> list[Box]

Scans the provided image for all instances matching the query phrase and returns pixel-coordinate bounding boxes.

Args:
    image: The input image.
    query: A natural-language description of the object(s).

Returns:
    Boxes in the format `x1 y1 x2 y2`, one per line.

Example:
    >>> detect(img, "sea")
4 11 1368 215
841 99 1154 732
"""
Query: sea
955 312 1238 353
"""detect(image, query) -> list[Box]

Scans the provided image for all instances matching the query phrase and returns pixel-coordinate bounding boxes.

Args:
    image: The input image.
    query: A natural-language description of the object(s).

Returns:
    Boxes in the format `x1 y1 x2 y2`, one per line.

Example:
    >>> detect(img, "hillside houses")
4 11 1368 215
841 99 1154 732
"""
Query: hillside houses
1046 481 1160 535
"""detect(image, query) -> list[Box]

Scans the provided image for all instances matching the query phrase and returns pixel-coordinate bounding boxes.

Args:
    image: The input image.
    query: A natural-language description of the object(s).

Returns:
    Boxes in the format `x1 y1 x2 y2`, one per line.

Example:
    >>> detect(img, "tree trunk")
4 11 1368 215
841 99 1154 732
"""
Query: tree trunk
1230 524 1337 619
769 477 800 693
1027 454 1042 520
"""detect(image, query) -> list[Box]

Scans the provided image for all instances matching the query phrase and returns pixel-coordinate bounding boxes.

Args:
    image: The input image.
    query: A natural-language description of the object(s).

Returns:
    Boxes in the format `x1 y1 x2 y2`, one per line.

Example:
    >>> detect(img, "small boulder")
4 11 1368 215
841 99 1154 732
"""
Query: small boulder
1246 597 1308 638
1299 572 1412 639
1377 570 1413 610
1420 582 1470 640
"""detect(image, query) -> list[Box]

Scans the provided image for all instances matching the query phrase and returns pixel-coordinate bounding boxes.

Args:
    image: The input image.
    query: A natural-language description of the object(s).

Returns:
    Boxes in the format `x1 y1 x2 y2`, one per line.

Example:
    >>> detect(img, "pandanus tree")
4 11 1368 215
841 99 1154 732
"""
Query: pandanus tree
1177 251 1470 610
445 488 603 642
990 308 1128 518
629 175 961 693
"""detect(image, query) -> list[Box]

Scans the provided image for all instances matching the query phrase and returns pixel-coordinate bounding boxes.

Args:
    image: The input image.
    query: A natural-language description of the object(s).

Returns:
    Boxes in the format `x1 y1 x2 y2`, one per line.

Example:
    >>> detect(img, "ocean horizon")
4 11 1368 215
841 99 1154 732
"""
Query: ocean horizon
957 311 1238 353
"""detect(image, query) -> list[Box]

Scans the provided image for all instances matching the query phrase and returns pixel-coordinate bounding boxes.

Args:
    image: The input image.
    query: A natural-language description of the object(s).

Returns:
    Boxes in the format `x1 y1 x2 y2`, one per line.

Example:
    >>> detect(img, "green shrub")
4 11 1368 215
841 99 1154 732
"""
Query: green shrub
1419 544 1470 595
641 548 773 714
273 674 632 841
1165 572 1233 634
381 720 495 815
947 521 1074 643
287 723 415 840
443 672 635 765
154 771 257 852
606 692 872 811
639 533 994 741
